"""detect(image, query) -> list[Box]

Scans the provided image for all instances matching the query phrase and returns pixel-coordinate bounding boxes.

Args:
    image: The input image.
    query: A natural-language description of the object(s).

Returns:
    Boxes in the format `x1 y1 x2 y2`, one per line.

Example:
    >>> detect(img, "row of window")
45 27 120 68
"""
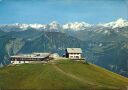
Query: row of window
70 56 80 59
69 53 80 55
11 61 30 64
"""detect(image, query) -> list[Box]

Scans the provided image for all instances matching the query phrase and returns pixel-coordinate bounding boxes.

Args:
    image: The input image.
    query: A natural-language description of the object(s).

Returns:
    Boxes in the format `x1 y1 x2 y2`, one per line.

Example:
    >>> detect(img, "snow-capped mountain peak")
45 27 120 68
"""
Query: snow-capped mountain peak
49 21 61 30
12 23 47 30
98 18 128 29
62 22 92 31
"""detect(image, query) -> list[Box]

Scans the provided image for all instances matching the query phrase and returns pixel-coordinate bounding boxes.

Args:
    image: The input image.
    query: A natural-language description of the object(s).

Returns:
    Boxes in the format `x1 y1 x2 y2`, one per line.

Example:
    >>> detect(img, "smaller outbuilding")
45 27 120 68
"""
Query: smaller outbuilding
65 48 83 60
50 53 60 59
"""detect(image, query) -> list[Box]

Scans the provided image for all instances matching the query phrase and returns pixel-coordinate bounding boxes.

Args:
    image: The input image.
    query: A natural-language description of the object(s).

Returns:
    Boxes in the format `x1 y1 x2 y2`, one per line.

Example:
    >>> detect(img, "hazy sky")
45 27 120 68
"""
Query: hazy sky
0 0 127 24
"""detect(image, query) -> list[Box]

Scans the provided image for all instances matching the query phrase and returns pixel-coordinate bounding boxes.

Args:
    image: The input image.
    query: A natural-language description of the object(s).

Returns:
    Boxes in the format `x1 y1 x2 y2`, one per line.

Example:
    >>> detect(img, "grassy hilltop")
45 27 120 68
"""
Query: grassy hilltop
0 60 128 90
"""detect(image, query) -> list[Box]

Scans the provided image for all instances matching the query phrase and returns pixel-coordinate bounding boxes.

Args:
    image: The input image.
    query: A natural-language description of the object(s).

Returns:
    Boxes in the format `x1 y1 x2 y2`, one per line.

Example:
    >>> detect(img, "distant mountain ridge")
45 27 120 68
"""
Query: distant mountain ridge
0 18 128 31
98 18 128 29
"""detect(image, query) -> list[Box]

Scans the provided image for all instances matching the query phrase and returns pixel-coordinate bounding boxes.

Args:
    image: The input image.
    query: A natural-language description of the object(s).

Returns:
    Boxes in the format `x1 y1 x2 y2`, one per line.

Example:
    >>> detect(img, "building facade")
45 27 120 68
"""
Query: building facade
10 53 52 64
65 48 82 59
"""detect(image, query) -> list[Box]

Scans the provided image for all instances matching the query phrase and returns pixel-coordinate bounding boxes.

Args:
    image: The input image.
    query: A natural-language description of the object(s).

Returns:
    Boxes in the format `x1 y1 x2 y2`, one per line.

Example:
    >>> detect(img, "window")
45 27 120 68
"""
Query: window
76 56 79 59
70 56 73 58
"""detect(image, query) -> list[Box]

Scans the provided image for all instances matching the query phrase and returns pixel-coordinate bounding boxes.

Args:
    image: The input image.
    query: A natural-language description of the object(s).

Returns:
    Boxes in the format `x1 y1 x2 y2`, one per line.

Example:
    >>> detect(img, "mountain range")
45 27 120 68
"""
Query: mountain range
0 18 128 77
0 18 128 31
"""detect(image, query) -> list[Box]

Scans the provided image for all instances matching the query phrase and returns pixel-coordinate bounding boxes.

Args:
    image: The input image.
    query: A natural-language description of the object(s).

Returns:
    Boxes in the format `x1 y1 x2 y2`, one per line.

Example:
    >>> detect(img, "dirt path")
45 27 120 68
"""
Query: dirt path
53 64 121 90
53 64 100 87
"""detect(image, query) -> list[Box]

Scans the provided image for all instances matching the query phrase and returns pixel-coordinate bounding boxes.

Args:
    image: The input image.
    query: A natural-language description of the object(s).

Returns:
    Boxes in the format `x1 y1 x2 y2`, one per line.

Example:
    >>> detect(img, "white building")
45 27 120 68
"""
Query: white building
10 53 51 64
65 48 82 59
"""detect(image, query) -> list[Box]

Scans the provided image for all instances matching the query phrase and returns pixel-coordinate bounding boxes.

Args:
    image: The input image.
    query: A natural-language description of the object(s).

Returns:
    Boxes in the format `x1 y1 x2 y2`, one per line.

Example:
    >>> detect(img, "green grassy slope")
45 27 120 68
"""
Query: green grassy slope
0 60 128 90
